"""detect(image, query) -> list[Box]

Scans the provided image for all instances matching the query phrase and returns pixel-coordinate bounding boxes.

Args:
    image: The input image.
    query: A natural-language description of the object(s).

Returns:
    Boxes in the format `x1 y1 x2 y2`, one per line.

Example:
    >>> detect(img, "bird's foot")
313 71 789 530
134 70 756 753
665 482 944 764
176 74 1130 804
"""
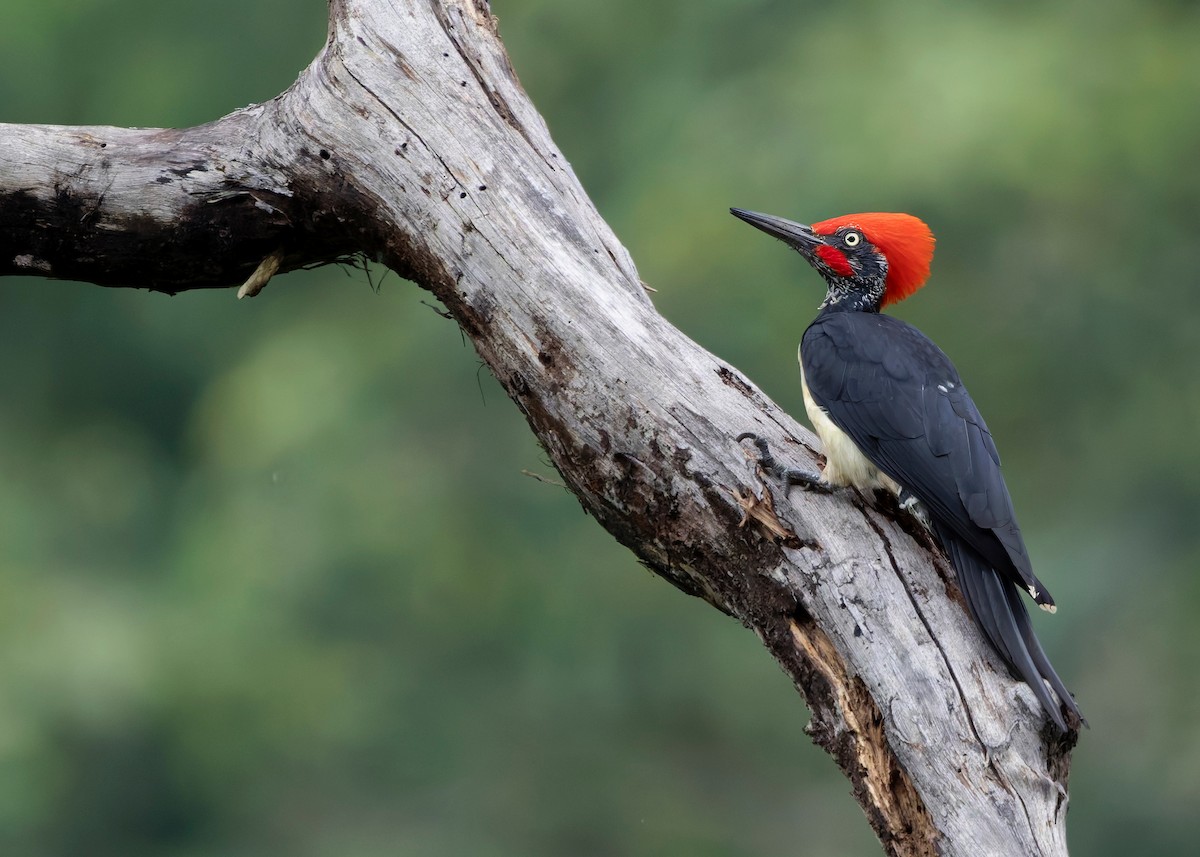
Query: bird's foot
737 433 831 495
897 488 930 525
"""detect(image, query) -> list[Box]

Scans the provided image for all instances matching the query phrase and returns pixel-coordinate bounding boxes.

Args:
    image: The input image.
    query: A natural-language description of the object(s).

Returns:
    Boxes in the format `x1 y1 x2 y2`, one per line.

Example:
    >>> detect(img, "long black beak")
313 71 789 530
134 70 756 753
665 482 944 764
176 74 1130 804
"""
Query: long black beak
730 208 823 254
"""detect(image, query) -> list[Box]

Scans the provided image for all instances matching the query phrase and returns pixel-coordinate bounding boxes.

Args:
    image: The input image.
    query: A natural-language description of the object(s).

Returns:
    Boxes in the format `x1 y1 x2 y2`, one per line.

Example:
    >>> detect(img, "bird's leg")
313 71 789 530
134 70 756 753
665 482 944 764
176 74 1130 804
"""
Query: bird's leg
737 433 832 495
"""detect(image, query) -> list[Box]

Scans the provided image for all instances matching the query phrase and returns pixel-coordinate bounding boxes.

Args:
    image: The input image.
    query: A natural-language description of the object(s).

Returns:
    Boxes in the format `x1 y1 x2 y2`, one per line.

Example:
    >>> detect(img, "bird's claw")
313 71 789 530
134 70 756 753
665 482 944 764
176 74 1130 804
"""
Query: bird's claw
898 488 930 527
736 432 777 469
737 433 831 495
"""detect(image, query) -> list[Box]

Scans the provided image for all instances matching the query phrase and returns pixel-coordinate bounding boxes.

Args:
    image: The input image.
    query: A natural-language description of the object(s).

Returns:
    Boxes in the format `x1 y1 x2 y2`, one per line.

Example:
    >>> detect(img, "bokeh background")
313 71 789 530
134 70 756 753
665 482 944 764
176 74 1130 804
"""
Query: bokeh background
1 1 1198 854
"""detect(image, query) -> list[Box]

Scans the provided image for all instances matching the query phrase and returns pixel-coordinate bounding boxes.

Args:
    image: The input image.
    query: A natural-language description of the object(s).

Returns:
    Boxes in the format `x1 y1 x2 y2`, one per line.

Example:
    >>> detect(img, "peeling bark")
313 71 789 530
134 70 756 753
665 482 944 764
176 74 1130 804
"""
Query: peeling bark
0 1 1076 854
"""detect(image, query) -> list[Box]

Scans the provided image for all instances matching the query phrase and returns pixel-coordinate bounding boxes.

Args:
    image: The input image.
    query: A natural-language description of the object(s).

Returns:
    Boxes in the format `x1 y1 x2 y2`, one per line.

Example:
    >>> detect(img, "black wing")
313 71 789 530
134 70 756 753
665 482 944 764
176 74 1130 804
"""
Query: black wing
801 311 1081 729
800 311 1052 607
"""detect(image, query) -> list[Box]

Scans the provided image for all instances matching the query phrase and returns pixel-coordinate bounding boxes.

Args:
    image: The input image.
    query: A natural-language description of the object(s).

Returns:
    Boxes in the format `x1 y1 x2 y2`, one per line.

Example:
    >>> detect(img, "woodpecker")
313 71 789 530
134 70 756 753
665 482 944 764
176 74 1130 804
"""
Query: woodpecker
732 207 1082 732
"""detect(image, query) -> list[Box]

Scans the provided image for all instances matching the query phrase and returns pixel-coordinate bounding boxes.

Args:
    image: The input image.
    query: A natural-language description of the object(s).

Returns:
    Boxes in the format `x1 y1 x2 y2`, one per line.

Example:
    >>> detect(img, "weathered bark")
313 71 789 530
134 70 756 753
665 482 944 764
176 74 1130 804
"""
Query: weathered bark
0 1 1076 854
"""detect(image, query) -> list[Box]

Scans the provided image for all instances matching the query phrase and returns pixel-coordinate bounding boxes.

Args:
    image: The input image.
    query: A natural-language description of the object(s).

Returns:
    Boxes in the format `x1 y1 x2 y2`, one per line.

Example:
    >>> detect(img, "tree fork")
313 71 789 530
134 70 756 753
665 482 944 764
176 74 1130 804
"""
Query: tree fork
0 1 1075 854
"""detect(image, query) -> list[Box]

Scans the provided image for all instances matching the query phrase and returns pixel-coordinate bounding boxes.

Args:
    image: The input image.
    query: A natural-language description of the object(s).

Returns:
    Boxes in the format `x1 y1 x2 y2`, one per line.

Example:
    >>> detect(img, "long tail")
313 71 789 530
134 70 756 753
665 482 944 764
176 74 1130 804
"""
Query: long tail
934 523 1083 731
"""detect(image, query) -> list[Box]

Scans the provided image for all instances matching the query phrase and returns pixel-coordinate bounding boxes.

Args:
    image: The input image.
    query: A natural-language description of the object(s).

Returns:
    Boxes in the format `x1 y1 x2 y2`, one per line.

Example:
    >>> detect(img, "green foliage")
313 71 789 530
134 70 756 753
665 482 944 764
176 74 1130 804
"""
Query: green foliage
2 0 1199 853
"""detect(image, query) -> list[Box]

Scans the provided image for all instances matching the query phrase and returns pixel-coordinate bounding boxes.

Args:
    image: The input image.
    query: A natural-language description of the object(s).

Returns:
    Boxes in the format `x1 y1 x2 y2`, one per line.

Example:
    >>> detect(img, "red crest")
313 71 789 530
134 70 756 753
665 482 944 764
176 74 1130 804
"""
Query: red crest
811 213 935 307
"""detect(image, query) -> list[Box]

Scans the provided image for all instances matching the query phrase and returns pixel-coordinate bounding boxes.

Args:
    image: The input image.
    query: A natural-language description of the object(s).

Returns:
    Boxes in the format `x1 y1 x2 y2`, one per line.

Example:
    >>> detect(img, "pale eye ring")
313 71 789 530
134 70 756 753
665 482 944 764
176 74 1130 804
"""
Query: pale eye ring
843 231 862 247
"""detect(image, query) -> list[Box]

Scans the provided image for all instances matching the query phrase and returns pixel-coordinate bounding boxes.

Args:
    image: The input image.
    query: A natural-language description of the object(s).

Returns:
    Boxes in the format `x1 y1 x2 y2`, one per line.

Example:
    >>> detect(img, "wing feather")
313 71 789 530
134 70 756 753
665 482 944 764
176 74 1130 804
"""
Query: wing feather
801 313 1053 606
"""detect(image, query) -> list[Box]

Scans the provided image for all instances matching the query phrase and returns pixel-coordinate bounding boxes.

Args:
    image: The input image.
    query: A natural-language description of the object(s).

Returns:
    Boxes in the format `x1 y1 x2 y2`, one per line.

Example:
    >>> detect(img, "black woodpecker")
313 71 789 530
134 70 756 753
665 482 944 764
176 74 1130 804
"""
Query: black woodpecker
732 207 1082 732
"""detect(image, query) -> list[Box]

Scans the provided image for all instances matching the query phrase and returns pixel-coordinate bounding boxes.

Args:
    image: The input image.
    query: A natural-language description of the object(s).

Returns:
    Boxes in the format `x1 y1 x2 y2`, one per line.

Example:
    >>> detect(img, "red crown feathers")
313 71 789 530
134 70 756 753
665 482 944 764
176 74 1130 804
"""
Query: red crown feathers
811 213 935 307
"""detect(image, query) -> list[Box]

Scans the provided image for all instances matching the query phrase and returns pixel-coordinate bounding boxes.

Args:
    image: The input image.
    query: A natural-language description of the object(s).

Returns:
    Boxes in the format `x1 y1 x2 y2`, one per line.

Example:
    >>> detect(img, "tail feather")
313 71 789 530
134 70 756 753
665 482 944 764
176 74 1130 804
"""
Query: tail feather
934 523 1075 731
1006 582 1086 727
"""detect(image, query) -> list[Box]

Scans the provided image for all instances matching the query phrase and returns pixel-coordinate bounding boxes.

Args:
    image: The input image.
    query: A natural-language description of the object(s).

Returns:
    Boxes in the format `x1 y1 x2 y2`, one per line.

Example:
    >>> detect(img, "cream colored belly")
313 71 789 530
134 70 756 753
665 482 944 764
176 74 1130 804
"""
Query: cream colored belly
800 364 901 495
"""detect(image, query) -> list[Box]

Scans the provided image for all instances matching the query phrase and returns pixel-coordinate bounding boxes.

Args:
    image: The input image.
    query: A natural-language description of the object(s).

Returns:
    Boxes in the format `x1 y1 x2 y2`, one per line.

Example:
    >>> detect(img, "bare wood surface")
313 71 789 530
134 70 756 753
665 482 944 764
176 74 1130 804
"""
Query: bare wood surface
0 1 1076 853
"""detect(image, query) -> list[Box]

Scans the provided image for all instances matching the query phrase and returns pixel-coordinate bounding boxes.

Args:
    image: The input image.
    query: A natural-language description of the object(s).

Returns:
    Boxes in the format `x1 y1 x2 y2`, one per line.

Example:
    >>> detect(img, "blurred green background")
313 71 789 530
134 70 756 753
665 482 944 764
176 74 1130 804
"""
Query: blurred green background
1 0 1198 854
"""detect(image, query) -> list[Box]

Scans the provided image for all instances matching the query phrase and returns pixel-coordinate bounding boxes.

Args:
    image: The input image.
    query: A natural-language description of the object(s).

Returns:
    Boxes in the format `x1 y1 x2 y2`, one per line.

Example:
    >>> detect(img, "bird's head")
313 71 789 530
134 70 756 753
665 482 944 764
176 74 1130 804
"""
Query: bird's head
731 208 935 312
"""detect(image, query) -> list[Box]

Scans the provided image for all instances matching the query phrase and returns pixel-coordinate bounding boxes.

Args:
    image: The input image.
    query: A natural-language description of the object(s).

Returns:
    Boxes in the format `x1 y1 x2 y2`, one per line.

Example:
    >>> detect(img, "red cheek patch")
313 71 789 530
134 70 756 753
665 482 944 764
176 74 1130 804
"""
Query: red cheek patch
816 245 853 278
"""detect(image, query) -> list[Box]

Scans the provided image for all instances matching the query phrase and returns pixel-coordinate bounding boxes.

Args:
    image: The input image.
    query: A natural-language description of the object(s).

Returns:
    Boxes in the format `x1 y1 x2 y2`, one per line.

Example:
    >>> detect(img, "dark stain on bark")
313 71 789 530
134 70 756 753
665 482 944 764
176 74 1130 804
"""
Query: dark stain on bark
167 162 208 177
0 186 344 292
0 129 385 292
717 364 769 408
530 316 576 390
494 362 801 638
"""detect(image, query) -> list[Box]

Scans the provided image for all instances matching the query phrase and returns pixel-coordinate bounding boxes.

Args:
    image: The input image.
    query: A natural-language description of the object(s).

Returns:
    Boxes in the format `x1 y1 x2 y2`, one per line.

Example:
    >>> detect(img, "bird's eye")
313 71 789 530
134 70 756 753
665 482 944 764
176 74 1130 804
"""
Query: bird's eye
843 231 862 247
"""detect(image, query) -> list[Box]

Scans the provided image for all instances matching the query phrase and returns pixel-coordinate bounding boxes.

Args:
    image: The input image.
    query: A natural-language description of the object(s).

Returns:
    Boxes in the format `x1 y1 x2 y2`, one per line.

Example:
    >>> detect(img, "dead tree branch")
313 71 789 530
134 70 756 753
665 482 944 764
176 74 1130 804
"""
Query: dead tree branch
0 1 1076 853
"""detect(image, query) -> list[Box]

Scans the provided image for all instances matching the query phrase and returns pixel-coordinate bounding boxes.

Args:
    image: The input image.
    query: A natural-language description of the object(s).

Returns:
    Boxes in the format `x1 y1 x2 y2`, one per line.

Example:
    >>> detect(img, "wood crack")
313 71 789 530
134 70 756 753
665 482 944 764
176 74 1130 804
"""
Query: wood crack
785 617 941 857
341 64 464 195
856 497 994 754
